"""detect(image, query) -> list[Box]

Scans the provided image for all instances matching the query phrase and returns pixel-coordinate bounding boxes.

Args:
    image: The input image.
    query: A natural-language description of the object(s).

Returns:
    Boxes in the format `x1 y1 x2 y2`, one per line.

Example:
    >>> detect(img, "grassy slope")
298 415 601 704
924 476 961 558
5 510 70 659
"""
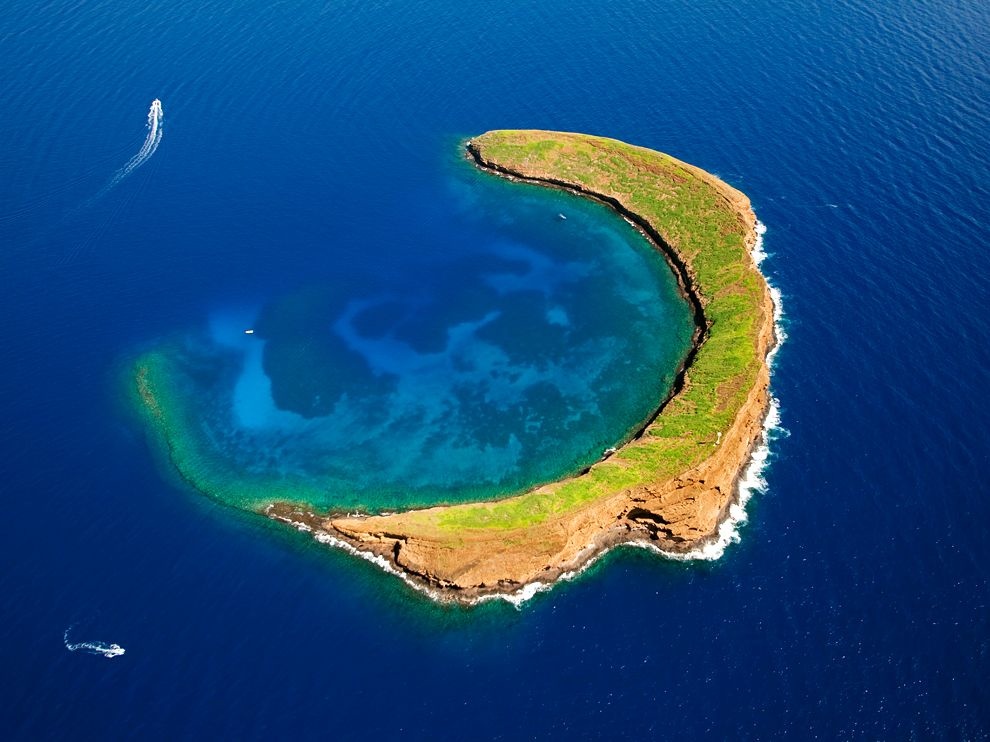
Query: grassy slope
135 130 764 536
414 130 765 532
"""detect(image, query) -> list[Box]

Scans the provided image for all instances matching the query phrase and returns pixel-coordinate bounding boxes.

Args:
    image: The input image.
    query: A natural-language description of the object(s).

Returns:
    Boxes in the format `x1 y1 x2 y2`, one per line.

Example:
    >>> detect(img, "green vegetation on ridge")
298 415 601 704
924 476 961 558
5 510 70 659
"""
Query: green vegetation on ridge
133 130 767 537
424 130 766 531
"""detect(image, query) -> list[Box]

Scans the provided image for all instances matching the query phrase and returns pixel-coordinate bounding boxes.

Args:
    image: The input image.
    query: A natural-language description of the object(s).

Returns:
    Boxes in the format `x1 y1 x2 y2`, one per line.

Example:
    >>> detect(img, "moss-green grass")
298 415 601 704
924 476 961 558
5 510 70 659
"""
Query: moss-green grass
132 130 766 537
424 130 766 531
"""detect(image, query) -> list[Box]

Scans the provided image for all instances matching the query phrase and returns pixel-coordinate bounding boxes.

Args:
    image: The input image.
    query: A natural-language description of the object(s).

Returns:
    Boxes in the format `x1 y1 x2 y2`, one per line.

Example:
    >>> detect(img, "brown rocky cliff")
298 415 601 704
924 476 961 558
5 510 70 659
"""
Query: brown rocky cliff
267 133 777 601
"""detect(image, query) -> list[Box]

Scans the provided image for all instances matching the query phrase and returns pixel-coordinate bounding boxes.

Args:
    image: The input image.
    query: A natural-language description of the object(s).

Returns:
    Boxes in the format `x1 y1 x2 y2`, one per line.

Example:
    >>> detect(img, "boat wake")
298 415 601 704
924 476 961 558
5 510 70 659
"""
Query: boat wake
63 627 125 658
90 99 163 203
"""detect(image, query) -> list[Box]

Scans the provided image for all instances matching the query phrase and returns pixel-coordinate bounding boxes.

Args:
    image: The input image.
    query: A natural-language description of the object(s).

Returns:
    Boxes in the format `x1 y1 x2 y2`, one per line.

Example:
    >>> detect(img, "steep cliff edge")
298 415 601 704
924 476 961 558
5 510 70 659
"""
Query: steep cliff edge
265 130 777 602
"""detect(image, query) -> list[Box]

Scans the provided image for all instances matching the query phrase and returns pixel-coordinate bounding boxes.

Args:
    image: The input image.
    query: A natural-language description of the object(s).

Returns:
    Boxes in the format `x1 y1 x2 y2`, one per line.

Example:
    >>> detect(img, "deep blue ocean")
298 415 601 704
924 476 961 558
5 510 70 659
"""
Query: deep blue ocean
2 0 989 738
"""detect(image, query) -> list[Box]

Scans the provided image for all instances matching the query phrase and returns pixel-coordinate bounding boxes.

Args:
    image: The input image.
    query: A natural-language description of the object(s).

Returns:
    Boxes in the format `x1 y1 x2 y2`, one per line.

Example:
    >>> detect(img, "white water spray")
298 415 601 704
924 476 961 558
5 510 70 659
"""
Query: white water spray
63 627 125 658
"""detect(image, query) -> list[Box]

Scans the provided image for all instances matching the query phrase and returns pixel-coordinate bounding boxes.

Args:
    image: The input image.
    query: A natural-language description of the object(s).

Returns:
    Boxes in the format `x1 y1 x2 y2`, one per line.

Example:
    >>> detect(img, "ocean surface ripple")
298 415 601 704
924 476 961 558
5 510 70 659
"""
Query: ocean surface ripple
1 0 988 738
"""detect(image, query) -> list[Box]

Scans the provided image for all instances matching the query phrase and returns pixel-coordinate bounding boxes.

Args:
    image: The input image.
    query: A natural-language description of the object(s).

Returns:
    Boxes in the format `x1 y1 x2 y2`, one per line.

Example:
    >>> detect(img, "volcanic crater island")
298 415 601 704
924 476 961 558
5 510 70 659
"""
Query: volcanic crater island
135 130 778 603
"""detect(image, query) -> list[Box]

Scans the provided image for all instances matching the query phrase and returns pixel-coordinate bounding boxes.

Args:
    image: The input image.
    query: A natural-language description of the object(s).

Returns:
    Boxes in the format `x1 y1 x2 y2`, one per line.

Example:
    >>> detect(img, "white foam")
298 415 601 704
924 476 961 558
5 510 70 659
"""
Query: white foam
483 219 787 591
285 218 785 607
651 218 785 563
269 508 555 608
479 580 548 607
90 99 164 203
63 627 125 658
750 219 769 265
470 543 615 608
310 530 456 603
653 396 781 563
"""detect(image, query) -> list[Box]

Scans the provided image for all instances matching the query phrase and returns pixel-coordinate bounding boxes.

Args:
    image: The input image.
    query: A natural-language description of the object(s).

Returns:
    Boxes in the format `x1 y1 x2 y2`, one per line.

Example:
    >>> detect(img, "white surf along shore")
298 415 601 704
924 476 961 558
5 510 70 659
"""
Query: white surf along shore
274 217 785 608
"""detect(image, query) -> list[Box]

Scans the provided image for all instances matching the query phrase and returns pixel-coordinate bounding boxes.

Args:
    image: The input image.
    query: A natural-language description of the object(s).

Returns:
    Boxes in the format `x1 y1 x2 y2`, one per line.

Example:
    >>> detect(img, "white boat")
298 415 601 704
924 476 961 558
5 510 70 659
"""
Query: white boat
102 644 126 658
63 628 126 658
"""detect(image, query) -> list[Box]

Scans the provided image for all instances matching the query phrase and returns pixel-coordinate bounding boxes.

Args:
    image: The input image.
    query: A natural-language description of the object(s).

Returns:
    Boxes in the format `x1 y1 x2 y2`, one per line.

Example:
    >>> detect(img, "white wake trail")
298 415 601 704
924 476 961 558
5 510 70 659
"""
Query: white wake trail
64 627 125 658
119 99 163 176
91 99 163 202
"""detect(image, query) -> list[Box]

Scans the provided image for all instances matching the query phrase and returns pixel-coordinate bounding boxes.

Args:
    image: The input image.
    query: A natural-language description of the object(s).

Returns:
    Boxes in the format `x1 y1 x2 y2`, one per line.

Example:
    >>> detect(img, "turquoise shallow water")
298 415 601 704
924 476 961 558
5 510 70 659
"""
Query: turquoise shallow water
2 0 989 737
141 161 692 510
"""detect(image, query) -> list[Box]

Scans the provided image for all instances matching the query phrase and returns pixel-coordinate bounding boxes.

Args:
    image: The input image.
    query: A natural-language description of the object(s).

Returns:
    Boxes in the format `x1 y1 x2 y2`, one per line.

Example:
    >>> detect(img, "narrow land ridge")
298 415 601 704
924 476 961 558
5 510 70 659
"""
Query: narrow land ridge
260 130 778 603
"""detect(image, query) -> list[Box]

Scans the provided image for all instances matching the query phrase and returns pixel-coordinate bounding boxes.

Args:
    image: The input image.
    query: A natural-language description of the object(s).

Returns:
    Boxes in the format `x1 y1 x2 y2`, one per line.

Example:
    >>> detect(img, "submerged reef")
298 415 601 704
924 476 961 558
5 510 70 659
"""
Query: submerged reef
135 130 777 604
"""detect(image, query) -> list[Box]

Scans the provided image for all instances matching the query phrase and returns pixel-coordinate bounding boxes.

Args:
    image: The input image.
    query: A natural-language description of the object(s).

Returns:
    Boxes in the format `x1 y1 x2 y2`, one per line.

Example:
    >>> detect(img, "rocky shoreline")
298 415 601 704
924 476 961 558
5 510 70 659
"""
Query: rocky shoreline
260 131 778 605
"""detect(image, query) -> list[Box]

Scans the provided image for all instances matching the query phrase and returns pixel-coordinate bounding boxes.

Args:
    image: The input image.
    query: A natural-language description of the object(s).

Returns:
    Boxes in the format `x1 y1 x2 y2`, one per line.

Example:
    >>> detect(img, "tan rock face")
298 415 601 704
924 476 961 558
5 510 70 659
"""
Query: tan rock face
266 132 777 602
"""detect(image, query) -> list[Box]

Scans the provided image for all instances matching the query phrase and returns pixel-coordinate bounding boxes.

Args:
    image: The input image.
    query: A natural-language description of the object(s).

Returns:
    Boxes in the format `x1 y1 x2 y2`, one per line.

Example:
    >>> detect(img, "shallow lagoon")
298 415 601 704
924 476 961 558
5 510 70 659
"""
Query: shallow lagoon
5 0 989 735
137 167 693 511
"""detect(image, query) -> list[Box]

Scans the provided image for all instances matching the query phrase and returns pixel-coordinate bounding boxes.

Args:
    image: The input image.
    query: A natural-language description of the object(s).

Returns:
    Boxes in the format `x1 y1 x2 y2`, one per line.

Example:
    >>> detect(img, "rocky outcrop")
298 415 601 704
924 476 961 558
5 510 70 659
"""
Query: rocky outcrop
265 131 777 602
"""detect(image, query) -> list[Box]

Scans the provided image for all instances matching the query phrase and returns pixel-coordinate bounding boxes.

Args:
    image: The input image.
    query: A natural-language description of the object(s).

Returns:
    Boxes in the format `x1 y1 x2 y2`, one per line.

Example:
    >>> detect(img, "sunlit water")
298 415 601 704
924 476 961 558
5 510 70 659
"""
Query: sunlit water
1 0 988 737
141 168 691 510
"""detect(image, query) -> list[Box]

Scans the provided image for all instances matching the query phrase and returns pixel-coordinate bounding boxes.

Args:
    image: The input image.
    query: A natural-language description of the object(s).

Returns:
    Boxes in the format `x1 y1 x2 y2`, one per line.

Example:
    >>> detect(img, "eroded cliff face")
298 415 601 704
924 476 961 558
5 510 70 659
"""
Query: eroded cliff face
266 133 777 601
303 297 773 596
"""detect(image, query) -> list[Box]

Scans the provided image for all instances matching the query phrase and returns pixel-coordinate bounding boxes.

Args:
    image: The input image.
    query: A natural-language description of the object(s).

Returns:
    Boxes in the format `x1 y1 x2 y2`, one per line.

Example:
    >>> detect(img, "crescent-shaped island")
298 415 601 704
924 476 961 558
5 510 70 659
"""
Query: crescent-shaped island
136 130 778 604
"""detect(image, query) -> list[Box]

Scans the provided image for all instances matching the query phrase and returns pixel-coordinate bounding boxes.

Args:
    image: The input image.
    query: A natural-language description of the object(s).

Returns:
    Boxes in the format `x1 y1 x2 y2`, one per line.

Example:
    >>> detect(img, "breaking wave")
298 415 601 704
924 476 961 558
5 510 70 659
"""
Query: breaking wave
482 218 787 600
657 219 785 562
484 220 787 602
281 218 785 607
